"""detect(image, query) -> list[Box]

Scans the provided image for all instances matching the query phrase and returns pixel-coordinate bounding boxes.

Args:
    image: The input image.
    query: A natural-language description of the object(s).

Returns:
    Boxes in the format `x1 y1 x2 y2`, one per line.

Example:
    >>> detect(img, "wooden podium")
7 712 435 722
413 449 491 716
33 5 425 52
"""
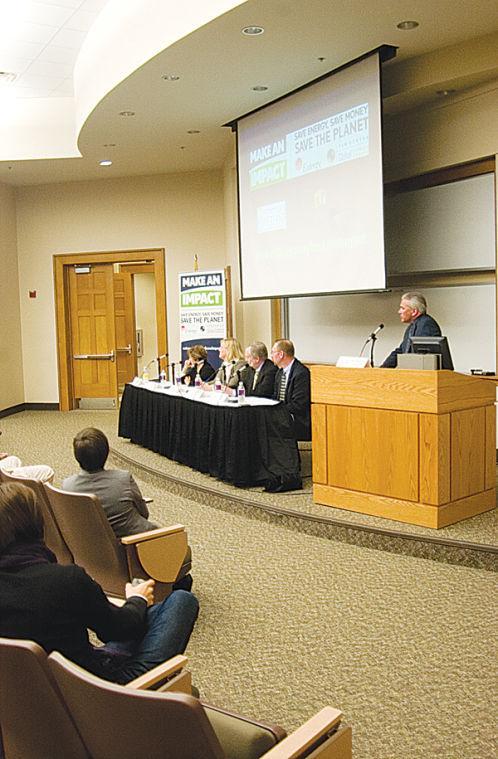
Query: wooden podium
311 367 496 528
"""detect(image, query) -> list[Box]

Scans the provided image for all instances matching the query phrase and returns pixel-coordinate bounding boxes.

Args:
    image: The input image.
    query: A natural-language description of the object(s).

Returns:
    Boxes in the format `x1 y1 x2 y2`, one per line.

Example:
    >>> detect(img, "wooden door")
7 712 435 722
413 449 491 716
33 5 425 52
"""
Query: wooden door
113 270 137 393
68 264 117 400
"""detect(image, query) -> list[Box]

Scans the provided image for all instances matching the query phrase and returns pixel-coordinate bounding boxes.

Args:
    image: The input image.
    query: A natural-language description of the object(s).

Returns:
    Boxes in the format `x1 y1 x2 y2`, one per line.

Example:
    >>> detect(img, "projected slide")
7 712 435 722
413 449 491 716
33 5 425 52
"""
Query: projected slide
237 52 386 299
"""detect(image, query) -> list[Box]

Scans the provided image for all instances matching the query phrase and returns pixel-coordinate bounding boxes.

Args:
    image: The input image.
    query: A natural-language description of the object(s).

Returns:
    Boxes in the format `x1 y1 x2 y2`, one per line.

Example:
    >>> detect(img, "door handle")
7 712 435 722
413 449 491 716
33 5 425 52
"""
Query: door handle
73 350 115 361
116 345 132 354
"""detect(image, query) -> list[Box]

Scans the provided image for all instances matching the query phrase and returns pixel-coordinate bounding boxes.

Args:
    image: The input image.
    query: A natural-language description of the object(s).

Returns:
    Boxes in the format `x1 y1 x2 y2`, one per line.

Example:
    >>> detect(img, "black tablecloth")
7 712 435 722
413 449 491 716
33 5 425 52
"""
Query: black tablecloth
118 384 300 487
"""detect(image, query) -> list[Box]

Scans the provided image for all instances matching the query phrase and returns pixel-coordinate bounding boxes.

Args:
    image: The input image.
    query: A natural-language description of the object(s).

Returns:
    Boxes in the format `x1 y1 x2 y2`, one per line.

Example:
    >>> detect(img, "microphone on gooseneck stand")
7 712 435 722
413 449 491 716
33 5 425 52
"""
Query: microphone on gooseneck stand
369 323 384 339
360 323 384 367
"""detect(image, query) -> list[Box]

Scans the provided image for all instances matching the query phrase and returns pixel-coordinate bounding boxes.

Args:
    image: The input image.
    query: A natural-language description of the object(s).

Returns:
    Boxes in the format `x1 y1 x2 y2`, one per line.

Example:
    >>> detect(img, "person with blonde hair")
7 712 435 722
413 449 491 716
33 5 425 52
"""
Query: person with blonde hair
206 337 246 390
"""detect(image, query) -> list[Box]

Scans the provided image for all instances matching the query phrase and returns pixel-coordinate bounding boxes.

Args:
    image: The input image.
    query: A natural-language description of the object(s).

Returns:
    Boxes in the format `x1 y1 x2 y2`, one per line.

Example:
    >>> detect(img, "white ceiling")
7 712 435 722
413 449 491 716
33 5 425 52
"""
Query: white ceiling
0 0 110 98
1 0 497 186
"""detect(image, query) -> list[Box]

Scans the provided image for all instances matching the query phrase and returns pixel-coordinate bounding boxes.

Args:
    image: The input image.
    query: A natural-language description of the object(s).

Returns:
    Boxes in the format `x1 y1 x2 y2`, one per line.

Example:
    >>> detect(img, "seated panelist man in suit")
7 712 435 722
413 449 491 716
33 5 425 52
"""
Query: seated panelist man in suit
271 339 311 441
241 341 278 398
381 291 442 368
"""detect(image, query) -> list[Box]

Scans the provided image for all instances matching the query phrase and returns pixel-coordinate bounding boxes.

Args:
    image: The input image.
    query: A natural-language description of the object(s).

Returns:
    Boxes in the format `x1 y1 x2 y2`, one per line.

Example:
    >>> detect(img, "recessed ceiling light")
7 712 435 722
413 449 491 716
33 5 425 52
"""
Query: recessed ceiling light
396 20 419 30
119 110 135 117
436 89 456 97
187 129 200 134
162 74 180 81
252 85 268 92
99 159 112 166
242 25 264 36
103 143 116 148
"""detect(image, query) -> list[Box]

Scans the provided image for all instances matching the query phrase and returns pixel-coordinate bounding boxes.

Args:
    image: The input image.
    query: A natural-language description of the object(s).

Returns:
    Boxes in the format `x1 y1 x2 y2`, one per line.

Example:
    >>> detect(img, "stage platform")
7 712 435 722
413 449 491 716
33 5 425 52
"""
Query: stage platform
111 436 497 572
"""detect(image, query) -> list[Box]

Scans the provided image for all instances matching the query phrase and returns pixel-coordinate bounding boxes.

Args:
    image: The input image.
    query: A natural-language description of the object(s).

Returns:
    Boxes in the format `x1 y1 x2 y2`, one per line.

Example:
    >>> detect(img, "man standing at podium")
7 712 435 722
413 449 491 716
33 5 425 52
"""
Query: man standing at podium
381 292 442 368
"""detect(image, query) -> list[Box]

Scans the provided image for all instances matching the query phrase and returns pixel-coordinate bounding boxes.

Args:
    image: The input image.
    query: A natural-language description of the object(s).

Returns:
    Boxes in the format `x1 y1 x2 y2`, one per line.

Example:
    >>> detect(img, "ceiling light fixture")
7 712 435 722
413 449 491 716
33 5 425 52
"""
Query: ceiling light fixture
242 25 264 36
187 129 200 134
396 20 419 30
103 143 116 148
99 159 112 166
436 89 456 97
119 110 135 117
162 74 180 81
252 85 268 91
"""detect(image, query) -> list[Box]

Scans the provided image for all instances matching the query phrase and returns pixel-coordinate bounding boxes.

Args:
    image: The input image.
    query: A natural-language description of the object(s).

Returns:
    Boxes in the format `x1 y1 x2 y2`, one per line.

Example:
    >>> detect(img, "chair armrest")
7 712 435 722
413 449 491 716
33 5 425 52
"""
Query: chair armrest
122 526 188 583
121 524 185 545
261 707 350 759
125 655 188 690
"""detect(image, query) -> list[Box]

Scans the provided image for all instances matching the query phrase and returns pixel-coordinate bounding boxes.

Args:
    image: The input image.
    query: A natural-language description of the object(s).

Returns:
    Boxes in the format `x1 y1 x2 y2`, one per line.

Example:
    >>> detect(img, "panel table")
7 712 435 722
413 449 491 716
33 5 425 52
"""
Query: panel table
119 382 300 488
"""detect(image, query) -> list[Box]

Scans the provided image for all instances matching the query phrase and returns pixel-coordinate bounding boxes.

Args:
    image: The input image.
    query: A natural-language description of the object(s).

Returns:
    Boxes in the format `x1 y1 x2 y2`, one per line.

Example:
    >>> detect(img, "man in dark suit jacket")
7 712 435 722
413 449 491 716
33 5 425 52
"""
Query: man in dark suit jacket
241 341 278 398
381 292 442 368
271 339 311 441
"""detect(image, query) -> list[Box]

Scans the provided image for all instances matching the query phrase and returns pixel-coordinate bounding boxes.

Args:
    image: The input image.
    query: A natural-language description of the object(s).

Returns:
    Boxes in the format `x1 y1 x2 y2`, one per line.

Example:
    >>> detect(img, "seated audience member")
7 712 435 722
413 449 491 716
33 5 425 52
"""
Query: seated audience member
0 482 198 684
205 338 246 390
381 291 442 368
63 428 193 591
271 339 311 441
181 344 215 385
63 428 158 537
241 341 278 398
0 439 54 483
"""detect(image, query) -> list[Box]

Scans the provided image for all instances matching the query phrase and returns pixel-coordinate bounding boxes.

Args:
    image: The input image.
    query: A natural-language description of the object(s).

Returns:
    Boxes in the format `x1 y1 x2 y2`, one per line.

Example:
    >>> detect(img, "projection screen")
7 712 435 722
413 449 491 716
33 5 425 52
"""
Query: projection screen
236 50 388 299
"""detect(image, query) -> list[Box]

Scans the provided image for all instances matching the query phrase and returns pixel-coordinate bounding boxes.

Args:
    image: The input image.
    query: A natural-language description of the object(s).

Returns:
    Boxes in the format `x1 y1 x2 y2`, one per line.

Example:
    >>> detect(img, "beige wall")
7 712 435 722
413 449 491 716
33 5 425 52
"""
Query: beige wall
383 81 498 181
15 170 225 403
0 182 24 412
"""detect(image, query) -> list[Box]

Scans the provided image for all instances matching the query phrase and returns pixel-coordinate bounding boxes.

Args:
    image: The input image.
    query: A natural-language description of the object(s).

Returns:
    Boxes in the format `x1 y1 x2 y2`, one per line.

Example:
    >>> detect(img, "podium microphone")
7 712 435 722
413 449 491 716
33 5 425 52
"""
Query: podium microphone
369 323 384 339
360 324 385 366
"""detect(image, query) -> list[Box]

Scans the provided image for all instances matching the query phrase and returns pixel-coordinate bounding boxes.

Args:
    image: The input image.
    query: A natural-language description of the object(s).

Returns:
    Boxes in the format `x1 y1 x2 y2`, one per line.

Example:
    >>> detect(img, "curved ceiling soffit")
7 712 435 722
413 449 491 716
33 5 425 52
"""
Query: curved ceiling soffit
74 0 246 148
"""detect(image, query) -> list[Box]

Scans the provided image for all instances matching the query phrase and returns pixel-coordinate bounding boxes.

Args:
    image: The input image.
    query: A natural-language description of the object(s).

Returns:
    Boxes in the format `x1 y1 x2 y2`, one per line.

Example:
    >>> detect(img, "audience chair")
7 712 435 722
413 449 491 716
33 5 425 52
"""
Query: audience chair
43 482 191 600
0 637 88 759
0 470 73 565
49 651 352 759
0 638 190 759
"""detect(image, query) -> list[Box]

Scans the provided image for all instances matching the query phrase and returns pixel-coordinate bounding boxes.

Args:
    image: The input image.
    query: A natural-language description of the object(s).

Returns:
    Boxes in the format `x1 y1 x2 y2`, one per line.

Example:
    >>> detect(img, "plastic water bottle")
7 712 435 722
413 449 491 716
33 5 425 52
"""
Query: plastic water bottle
194 374 202 390
214 377 222 393
160 369 166 385
237 380 246 405
142 365 149 382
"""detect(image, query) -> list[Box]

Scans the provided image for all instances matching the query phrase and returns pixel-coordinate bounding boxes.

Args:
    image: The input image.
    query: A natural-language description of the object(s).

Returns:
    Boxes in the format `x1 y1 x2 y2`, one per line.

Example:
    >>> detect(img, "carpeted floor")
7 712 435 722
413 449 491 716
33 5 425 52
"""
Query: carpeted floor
1 410 497 758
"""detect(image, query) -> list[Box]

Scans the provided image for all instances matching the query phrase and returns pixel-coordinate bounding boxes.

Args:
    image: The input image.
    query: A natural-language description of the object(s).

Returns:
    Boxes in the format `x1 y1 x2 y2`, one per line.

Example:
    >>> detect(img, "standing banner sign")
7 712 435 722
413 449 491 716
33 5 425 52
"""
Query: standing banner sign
179 269 227 374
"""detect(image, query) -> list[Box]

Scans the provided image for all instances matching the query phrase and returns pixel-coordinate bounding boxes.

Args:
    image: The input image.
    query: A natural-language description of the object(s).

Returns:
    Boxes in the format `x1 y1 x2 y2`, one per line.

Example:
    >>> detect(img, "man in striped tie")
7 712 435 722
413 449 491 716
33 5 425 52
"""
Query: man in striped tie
271 339 311 441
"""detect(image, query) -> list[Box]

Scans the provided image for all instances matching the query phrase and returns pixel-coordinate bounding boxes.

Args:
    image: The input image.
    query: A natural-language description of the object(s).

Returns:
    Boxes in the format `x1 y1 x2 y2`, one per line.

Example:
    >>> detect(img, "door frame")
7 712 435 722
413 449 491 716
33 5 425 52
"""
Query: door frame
54 248 167 411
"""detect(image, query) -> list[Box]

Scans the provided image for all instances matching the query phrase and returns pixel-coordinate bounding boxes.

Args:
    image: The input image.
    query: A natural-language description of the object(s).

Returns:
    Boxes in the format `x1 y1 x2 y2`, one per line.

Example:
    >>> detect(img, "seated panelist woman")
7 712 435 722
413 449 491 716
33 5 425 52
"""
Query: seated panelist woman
181 344 215 385
0 483 199 685
204 338 246 390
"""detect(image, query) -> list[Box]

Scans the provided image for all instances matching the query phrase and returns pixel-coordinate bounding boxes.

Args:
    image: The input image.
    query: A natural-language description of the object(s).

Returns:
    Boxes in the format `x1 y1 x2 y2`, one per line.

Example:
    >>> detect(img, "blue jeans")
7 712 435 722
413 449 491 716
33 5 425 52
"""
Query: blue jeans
96 590 199 684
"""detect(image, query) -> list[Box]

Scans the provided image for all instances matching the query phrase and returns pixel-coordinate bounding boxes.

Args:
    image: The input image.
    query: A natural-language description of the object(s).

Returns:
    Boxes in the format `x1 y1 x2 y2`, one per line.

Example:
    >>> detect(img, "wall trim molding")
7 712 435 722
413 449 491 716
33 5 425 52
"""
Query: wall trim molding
0 403 59 418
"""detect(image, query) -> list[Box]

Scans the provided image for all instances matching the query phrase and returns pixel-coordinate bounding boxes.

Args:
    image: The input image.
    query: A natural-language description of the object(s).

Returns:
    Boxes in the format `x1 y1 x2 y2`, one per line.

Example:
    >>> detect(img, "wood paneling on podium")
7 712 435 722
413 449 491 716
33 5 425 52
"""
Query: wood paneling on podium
311 367 496 528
